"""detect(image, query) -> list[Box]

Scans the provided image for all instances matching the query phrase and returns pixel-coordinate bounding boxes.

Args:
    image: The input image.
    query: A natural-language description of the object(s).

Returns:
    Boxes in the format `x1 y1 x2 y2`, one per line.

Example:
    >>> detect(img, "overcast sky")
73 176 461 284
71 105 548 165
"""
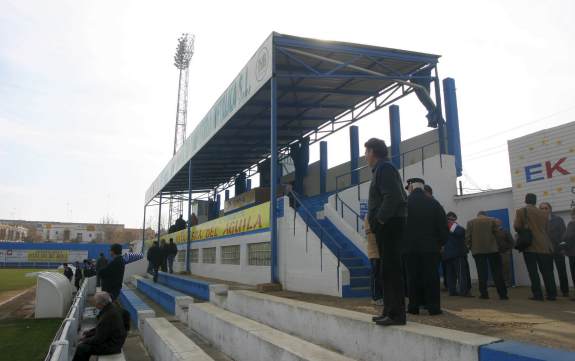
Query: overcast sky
1 0 574 228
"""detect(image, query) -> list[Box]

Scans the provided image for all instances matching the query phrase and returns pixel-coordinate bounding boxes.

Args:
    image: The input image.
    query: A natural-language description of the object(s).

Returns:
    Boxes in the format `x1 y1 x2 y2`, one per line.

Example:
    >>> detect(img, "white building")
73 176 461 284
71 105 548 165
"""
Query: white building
0 220 124 243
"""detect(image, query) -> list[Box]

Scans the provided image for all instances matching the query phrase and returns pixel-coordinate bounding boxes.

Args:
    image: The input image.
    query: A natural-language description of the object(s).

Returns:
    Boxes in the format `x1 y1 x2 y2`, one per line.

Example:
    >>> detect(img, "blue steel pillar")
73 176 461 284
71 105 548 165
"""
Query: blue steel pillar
246 179 252 191
433 66 446 154
320 141 328 194
389 105 401 168
157 194 162 245
186 160 192 273
349 126 359 185
141 204 147 253
270 75 279 283
443 78 463 177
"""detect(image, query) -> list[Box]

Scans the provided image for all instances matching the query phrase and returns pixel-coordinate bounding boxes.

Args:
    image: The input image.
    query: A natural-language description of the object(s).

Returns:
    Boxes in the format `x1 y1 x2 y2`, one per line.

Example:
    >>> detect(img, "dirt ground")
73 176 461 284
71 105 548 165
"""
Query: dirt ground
263 286 575 351
0 288 36 319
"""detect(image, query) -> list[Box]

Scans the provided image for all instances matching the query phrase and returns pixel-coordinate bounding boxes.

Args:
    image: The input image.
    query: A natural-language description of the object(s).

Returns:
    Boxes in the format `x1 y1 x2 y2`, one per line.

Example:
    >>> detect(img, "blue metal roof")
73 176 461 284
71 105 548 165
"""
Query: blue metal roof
145 32 441 204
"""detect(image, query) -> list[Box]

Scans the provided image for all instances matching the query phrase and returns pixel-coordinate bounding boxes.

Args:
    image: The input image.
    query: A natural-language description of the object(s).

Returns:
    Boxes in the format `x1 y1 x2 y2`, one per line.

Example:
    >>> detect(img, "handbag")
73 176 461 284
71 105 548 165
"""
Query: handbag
515 208 533 252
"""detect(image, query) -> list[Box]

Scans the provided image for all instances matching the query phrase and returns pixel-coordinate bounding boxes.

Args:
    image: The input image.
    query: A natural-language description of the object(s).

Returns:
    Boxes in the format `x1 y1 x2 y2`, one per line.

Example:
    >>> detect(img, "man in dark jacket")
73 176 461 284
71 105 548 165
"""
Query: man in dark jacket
96 253 108 287
403 179 448 315
73 292 127 361
561 208 575 298
74 261 83 291
147 241 162 282
174 215 187 231
365 138 407 326
98 244 125 301
167 238 178 274
443 212 470 297
160 239 169 272
540 202 568 297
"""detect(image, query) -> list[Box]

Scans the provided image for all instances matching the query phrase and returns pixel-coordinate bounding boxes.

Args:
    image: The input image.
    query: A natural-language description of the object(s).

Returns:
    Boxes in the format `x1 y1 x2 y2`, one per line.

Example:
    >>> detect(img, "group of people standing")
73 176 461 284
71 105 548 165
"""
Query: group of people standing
365 137 575 326
146 238 178 281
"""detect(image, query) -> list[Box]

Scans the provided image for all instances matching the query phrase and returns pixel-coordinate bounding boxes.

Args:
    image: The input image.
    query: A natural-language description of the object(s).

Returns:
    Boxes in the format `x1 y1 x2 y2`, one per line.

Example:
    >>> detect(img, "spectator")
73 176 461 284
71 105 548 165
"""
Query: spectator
96 253 109 287
72 292 127 361
494 219 515 287
466 211 508 300
443 212 471 297
167 238 178 274
561 208 575 299
190 213 199 226
365 217 383 306
365 138 407 326
404 178 448 315
160 239 169 272
540 202 569 297
174 215 187 231
147 241 162 282
74 261 83 291
514 193 557 301
63 263 73 282
98 244 125 301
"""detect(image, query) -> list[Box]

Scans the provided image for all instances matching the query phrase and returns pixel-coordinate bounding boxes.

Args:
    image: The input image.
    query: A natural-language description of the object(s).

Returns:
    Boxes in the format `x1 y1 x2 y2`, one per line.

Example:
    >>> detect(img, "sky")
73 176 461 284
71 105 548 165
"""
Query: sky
0 0 574 228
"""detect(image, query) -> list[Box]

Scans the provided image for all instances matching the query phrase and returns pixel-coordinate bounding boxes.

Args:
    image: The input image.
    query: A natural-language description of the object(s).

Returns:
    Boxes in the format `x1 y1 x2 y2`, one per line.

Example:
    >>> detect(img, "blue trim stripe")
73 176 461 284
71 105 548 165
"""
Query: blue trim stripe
136 277 185 315
480 341 575 361
118 288 153 327
156 272 210 301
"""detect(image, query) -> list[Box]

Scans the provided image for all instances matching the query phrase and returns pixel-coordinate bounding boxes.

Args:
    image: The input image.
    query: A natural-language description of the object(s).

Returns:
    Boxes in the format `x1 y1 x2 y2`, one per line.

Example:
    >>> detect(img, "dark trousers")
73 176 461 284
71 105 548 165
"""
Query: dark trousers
552 254 569 295
167 255 175 274
444 257 470 296
152 264 160 282
73 343 121 361
523 252 557 299
473 253 507 298
405 252 441 313
375 217 406 322
570 256 575 289
370 258 383 301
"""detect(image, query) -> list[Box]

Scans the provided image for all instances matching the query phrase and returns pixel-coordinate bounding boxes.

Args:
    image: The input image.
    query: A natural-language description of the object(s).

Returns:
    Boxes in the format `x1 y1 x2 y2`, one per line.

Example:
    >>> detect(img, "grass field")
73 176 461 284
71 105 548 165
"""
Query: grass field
0 268 62 293
0 318 62 361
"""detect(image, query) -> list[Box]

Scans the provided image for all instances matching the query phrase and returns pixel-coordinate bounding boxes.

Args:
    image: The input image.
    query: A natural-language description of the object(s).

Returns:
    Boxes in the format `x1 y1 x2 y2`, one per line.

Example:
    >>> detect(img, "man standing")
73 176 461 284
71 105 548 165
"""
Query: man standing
514 194 557 301
160 239 169 272
444 212 471 297
72 292 127 361
403 178 448 315
494 219 515 287
95 253 108 287
98 244 125 301
147 241 162 282
466 211 509 300
539 202 568 297
167 238 178 274
365 138 407 326
175 215 187 231
63 263 74 282
365 217 383 306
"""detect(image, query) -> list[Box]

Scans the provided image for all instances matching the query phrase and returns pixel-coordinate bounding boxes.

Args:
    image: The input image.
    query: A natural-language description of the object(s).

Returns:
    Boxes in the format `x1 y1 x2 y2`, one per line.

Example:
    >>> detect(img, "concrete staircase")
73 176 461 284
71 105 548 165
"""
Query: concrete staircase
124 272 504 361
298 194 371 297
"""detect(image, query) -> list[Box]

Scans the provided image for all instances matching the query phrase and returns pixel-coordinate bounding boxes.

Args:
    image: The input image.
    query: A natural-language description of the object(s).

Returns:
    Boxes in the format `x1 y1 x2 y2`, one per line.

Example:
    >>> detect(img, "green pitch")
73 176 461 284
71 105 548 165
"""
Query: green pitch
0 318 62 361
0 268 62 293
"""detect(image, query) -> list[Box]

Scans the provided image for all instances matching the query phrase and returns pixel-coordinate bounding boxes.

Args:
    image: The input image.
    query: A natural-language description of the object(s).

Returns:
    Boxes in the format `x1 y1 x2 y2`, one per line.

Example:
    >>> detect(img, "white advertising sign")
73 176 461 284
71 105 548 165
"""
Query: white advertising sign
508 121 575 213
0 249 88 263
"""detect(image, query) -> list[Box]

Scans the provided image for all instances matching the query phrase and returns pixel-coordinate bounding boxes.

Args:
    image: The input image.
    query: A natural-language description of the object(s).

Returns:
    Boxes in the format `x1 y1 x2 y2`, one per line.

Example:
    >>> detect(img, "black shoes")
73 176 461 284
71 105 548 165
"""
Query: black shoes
546 296 557 301
478 295 489 300
375 316 406 326
529 296 544 301
500 296 509 300
428 309 443 316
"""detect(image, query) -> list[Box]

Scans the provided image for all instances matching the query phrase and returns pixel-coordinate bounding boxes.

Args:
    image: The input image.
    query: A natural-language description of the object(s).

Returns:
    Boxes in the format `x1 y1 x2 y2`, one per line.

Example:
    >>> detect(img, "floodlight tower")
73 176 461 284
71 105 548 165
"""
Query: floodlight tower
168 33 195 227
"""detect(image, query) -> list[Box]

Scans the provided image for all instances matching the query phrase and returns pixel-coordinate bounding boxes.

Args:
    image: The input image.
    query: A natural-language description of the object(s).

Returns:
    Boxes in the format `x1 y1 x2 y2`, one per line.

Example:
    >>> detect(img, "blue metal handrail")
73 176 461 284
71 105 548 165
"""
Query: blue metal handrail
335 195 363 234
289 191 341 290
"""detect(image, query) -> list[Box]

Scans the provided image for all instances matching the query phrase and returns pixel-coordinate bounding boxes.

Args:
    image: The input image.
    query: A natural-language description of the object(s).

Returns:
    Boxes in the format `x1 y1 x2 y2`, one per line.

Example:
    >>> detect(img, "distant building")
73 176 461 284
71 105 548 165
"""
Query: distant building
0 224 28 241
0 220 123 243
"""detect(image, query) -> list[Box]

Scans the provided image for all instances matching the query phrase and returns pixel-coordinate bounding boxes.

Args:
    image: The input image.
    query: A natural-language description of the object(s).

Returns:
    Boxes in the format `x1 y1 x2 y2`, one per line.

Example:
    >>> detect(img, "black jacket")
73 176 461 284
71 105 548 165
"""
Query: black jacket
96 256 109 271
98 255 125 299
403 189 448 254
443 222 467 260
64 267 73 281
548 214 566 253
83 303 127 354
167 243 178 257
147 245 162 265
367 160 407 232
174 218 187 231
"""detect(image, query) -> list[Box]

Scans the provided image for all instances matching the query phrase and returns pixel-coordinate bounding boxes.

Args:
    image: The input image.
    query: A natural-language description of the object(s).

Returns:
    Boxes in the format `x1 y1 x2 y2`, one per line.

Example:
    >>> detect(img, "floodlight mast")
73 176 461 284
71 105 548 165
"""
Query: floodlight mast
168 33 195 228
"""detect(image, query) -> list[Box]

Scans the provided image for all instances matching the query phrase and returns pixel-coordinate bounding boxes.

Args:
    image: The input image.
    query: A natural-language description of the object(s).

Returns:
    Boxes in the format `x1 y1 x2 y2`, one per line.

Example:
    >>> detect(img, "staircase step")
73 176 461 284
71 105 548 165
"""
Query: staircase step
219 290 499 361
347 267 370 277
349 276 370 288
342 286 371 298
188 303 356 361
340 258 364 267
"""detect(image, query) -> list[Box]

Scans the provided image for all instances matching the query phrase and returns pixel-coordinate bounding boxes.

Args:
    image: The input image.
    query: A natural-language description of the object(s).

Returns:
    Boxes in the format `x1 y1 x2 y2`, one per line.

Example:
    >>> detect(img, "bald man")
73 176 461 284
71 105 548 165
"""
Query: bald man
73 292 127 361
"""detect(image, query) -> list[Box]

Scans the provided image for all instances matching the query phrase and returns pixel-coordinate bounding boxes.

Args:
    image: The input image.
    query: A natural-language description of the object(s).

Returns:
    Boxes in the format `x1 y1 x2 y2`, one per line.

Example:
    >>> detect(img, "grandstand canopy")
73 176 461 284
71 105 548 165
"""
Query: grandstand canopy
145 32 441 204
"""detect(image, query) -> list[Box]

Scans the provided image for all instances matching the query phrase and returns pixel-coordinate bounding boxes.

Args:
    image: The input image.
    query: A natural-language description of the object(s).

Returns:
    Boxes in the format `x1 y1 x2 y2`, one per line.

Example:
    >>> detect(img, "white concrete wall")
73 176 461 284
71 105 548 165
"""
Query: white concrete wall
170 197 349 297
175 231 271 285
278 197 349 297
